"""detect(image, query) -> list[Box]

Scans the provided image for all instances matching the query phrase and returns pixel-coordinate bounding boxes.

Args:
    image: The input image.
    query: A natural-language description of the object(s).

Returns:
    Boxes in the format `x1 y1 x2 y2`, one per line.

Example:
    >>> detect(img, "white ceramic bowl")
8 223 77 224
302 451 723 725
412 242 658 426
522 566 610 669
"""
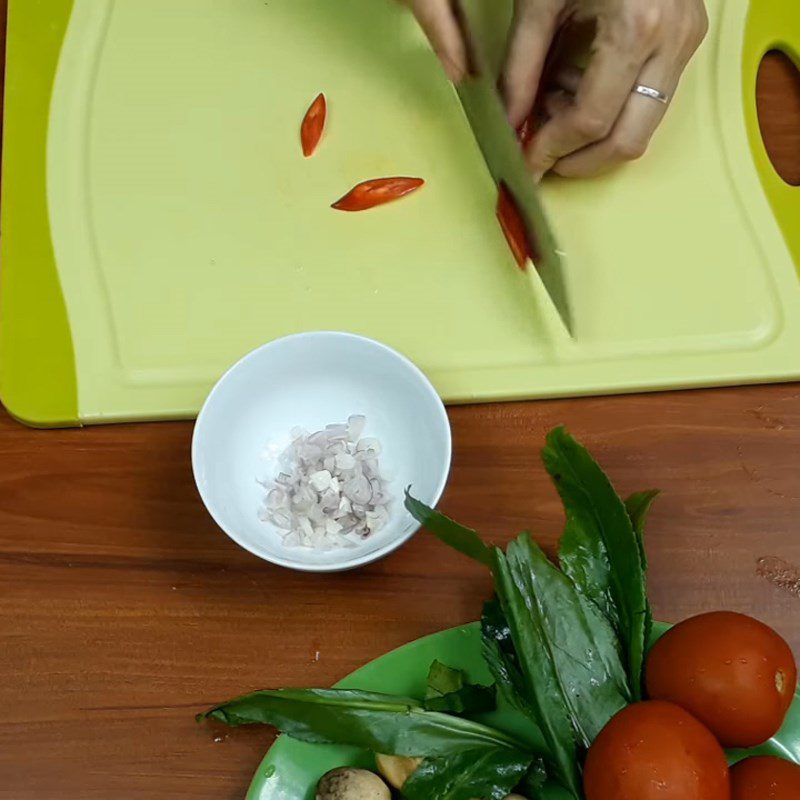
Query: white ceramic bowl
192 332 452 572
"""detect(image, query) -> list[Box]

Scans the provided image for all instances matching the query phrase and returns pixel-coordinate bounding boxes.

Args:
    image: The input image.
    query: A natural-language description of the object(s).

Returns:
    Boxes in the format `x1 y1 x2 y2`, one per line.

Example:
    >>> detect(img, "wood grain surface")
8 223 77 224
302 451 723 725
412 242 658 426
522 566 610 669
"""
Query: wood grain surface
0 5 799 799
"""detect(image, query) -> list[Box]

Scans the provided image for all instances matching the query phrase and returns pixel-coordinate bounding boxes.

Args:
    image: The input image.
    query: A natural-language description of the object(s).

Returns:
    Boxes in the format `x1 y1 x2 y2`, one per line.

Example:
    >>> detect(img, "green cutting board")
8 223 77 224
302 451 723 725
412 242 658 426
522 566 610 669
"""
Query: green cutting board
1 0 799 427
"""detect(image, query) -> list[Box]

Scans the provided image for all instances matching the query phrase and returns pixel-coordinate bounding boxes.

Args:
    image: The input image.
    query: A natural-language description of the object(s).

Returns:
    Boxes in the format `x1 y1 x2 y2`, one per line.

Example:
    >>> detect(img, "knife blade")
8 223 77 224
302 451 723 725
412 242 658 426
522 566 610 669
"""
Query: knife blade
450 0 573 335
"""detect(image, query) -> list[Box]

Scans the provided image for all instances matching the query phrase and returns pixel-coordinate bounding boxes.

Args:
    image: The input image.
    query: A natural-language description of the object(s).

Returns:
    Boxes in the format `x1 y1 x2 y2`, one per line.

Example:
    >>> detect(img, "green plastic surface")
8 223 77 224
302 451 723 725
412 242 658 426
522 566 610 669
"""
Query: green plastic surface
744 0 800 273
0 0 78 426
2 0 800 426
245 621 800 799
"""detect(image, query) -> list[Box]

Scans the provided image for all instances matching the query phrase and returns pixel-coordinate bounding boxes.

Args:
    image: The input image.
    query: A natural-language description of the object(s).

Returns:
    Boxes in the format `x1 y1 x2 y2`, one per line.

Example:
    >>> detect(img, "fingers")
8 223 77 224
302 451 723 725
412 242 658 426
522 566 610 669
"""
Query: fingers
550 56 677 177
501 0 563 128
533 0 709 179
551 65 582 95
542 89 572 119
407 0 468 81
524 17 654 180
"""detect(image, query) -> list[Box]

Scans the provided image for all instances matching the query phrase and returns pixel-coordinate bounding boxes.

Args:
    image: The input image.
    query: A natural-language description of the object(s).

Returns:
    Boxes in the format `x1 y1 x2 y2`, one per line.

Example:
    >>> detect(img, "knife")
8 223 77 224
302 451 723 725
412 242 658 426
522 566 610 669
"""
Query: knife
450 0 573 335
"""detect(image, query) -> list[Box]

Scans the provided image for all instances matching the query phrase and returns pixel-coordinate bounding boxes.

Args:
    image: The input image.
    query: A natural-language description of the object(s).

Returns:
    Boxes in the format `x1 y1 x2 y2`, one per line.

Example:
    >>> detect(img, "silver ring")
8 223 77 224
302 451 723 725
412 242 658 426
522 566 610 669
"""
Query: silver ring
633 84 669 105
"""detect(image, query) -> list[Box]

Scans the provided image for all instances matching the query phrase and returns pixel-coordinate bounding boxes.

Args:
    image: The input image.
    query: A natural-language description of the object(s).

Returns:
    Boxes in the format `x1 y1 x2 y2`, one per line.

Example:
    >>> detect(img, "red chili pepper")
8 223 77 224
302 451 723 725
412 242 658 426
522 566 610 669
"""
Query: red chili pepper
301 93 326 157
515 28 565 150
496 182 534 270
332 177 424 212
516 111 537 150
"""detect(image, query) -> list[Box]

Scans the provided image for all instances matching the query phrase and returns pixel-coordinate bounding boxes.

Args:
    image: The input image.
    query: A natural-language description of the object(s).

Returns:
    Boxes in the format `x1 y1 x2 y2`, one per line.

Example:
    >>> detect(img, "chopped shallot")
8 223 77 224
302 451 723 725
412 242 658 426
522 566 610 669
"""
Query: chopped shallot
259 416 392 550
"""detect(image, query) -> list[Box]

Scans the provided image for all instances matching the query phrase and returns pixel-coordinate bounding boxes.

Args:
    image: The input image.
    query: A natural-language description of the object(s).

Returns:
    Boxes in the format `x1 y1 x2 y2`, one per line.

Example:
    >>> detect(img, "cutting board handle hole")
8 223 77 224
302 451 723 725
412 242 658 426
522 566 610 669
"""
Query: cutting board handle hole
756 50 800 186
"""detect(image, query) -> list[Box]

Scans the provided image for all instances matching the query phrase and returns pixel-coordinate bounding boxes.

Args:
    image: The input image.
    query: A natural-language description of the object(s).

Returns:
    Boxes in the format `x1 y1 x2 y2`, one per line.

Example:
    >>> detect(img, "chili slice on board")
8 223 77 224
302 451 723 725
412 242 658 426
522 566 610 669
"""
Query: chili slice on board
332 177 424 212
496 182 536 270
301 93 326 157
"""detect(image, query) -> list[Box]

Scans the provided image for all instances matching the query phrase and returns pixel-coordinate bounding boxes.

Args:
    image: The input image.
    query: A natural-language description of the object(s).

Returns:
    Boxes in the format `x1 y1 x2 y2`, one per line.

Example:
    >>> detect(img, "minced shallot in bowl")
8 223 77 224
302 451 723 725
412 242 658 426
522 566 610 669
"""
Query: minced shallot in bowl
258 415 393 550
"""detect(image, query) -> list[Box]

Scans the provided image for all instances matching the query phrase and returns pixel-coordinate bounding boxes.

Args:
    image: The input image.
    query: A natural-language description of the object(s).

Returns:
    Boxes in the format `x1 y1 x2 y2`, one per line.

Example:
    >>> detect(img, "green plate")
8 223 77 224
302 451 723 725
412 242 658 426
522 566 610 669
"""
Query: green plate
245 621 800 799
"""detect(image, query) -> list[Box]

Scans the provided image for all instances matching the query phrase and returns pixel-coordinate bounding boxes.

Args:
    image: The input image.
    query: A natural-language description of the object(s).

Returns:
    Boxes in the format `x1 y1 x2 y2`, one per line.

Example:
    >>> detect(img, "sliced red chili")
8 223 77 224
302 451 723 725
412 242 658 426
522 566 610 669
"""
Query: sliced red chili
515 29 564 150
516 111 537 150
332 177 424 212
496 182 533 270
301 93 326 157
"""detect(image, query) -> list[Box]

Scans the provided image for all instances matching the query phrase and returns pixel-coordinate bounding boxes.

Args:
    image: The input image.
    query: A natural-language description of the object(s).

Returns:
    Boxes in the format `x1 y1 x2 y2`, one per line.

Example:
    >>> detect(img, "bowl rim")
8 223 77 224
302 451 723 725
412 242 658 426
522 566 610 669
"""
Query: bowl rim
191 330 453 572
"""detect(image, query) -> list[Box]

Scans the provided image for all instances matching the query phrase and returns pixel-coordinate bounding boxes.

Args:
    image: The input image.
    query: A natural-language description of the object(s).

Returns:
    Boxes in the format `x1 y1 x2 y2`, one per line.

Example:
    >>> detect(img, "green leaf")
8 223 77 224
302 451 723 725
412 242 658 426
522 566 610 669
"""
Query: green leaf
402 747 533 800
508 534 629 746
423 684 496 715
520 759 579 799
405 491 494 567
493 546 581 798
521 759 548 794
426 660 466 698
625 489 659 572
558 513 616 625
198 688 527 758
625 489 658 652
544 426 649 700
423 660 496 716
531 780 577 800
481 599 534 719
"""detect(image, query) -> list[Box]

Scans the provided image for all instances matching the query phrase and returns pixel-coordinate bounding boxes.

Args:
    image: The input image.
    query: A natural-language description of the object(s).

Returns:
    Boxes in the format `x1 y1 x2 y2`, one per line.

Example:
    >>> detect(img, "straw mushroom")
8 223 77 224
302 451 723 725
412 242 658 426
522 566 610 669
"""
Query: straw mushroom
316 768 390 800
374 754 423 789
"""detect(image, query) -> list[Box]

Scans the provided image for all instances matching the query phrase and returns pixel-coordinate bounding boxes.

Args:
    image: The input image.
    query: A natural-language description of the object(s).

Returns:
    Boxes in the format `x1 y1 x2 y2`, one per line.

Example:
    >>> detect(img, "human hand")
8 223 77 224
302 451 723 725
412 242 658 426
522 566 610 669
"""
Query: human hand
406 0 708 179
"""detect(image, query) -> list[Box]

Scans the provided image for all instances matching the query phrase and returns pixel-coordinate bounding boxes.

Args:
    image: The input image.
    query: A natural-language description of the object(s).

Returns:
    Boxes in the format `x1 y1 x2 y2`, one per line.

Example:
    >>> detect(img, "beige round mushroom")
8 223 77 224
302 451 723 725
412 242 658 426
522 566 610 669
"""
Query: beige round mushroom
316 767 390 800
374 754 423 789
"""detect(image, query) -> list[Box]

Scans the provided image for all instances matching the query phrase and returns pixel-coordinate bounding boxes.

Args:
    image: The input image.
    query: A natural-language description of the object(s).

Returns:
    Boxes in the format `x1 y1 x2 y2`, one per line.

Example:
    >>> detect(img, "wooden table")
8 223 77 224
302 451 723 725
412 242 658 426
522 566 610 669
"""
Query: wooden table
1 6 799 797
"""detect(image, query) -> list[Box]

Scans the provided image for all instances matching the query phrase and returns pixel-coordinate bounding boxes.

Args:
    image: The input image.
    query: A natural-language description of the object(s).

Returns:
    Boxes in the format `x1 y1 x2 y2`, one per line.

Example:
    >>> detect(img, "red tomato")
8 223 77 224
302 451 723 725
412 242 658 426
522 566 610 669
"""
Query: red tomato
646 611 797 747
331 177 424 212
583 701 729 800
731 756 800 800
